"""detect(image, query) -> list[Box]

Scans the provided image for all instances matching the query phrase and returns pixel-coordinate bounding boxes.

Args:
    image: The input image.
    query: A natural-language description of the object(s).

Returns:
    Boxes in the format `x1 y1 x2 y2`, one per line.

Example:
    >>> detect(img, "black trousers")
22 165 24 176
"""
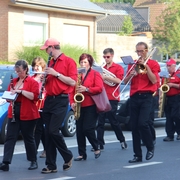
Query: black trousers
130 92 154 158
3 103 37 164
76 105 99 157
164 95 180 138
97 100 125 147
34 111 46 151
42 95 72 170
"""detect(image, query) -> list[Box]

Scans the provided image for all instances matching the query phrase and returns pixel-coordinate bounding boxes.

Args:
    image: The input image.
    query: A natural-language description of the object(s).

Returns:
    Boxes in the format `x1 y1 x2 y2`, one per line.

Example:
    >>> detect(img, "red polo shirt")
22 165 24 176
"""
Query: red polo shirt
127 59 160 96
7 76 40 120
45 53 77 96
103 62 124 101
69 68 103 107
162 70 180 96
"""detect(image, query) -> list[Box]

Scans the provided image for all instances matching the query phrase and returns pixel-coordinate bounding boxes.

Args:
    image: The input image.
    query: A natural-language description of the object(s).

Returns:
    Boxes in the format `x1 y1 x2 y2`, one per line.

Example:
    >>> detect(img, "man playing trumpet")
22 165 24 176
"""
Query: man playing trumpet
124 42 160 163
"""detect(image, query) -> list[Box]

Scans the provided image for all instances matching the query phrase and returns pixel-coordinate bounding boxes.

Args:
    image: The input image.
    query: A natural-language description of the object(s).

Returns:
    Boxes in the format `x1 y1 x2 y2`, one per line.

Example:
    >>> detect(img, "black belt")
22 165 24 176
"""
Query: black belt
135 91 153 95
14 102 21 105
47 94 68 98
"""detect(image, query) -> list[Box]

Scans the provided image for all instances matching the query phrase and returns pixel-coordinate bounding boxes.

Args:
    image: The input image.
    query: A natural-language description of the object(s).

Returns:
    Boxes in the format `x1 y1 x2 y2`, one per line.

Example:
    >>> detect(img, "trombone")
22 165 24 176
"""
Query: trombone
112 47 157 99
112 61 137 99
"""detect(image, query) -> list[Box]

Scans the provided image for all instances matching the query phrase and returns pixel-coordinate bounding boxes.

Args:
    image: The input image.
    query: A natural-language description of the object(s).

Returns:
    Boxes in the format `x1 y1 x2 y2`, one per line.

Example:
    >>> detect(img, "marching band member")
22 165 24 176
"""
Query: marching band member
162 59 180 141
70 53 103 161
40 38 77 174
124 42 160 163
96 48 127 151
31 57 47 158
0 60 39 171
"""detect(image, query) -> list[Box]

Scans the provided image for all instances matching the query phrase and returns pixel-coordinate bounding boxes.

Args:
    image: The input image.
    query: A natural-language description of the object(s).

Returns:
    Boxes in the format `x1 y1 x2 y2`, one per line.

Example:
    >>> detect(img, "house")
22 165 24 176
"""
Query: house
94 2 151 34
133 0 167 30
0 0 106 61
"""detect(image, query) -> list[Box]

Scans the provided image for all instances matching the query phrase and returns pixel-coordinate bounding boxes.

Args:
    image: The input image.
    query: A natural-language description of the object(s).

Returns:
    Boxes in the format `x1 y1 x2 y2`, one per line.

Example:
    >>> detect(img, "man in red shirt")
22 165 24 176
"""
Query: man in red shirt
124 42 160 163
40 38 77 173
96 48 127 151
162 59 180 141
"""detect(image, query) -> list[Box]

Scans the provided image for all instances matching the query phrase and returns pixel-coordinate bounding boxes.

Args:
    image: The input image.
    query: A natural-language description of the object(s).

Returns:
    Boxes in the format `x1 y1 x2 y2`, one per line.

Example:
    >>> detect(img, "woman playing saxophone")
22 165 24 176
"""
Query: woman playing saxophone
70 53 103 161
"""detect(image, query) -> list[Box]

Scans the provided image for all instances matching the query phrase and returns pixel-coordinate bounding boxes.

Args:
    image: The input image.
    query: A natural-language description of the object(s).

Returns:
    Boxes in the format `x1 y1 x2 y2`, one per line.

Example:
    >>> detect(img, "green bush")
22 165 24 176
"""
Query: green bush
14 44 97 66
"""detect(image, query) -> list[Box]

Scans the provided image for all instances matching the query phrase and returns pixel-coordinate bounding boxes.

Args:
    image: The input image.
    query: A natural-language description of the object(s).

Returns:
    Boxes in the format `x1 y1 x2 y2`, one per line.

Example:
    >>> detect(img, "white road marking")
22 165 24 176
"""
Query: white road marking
48 177 75 180
123 161 163 168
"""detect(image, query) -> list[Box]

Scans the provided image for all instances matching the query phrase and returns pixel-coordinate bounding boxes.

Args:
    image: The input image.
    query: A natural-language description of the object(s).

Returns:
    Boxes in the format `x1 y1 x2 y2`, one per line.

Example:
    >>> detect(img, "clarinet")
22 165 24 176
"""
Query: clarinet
39 52 52 99
10 74 16 123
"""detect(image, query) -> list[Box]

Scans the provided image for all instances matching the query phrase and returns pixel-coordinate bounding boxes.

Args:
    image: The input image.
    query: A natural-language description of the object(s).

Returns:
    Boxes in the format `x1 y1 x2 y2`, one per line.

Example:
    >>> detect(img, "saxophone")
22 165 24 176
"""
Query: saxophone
74 73 85 120
158 77 170 118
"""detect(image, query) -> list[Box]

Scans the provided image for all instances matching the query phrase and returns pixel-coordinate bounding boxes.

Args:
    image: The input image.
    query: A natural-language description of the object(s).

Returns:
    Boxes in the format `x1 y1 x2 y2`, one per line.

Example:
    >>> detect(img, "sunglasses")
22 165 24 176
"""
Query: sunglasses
135 49 147 53
103 56 111 59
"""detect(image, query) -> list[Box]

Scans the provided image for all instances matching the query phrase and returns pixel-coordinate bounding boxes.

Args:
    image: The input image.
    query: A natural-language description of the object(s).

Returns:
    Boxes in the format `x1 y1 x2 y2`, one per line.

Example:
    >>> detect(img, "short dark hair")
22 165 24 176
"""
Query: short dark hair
79 53 94 67
32 57 46 71
15 60 29 74
103 48 114 55
136 42 148 50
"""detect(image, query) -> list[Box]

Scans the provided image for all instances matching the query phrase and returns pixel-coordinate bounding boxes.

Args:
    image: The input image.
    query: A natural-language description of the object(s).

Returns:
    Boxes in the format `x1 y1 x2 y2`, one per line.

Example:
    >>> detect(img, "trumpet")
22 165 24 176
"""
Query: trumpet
112 47 157 99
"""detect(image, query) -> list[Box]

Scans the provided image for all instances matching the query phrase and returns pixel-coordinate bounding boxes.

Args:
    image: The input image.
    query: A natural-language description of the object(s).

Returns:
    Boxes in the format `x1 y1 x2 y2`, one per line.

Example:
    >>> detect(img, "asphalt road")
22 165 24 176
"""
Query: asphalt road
0 121 180 180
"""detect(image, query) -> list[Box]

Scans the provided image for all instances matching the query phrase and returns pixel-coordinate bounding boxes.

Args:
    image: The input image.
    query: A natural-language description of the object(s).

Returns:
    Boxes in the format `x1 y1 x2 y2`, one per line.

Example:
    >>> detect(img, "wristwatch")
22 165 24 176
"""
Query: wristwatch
85 88 89 92
56 73 61 78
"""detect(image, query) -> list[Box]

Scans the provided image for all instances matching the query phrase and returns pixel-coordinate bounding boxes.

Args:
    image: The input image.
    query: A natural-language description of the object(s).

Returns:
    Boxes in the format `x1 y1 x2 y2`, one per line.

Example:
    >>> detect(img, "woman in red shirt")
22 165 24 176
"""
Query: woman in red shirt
70 53 103 161
0 60 40 171
31 57 47 158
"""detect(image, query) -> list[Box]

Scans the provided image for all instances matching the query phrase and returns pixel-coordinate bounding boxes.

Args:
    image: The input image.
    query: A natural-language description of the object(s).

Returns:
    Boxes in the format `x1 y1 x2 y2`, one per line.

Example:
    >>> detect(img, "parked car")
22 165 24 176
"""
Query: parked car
0 65 76 144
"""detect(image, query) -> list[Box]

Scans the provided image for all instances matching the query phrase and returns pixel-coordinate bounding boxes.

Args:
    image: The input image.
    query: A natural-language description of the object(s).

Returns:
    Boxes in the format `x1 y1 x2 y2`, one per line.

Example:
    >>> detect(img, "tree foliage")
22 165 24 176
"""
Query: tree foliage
153 0 180 55
90 0 135 4
118 16 133 36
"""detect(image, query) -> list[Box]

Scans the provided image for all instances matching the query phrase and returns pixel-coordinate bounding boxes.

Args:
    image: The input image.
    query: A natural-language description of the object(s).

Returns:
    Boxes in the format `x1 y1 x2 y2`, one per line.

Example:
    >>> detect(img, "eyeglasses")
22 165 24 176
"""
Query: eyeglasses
135 49 147 53
103 56 111 59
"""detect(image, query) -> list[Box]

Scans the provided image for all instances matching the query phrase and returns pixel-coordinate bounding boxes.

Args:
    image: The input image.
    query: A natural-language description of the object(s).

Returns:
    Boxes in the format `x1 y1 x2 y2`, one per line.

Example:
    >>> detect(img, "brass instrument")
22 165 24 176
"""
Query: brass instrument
93 62 116 86
136 47 157 74
74 68 85 120
112 47 157 99
158 77 169 118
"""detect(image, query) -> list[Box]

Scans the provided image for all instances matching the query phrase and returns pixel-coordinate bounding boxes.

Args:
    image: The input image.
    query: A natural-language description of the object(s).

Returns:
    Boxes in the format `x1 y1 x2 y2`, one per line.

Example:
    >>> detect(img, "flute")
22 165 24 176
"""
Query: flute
10 74 16 123
39 52 52 99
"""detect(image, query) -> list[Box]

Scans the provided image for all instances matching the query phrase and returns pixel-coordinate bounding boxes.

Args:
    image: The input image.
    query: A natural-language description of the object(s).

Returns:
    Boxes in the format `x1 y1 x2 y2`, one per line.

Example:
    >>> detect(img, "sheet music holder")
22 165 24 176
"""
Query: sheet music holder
2 91 18 101
77 67 86 74
120 56 135 65
159 71 169 78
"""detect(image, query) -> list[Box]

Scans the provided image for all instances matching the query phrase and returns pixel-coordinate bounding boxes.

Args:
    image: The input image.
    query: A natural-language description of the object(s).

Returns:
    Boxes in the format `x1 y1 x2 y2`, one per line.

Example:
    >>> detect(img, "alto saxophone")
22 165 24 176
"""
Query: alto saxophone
158 77 170 118
74 73 85 120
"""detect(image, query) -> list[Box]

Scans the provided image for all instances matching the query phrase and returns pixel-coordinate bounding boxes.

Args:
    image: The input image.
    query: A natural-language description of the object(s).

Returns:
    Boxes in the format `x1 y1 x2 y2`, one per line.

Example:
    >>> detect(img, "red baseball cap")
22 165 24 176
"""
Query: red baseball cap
40 38 60 50
166 58 176 66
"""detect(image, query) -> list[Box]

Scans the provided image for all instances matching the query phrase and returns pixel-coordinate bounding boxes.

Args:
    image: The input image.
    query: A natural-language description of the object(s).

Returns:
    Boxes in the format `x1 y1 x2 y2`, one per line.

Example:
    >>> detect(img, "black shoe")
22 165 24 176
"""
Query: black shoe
163 136 174 141
74 156 87 161
146 149 154 160
91 145 104 152
177 135 180 140
121 141 127 149
63 157 73 171
94 151 101 159
129 157 142 163
28 161 38 170
0 163 9 171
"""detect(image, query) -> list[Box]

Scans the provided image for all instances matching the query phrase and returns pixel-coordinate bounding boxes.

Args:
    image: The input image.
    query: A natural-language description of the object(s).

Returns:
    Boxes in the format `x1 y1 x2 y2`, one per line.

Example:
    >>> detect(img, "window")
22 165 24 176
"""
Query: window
24 11 48 46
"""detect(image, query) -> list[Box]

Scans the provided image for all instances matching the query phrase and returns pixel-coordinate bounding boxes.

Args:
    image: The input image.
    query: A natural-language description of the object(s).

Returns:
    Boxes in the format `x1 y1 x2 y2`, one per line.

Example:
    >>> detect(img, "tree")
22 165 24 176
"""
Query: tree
118 16 133 36
153 0 180 55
